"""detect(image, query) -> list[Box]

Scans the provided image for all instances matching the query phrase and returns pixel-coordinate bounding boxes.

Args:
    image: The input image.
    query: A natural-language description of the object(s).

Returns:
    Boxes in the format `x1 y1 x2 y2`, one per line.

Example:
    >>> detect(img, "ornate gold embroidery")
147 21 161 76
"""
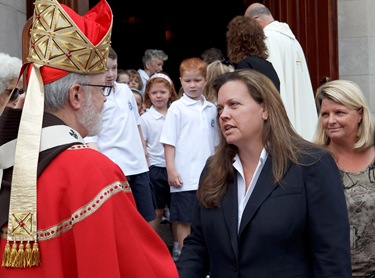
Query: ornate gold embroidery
27 0 112 74
10 212 34 237
2 181 131 241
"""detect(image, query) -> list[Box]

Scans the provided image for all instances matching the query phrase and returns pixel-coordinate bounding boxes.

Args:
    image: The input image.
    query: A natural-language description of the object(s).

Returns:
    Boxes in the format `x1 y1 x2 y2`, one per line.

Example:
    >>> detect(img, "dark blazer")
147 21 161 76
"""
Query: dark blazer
177 148 352 278
236 56 281 92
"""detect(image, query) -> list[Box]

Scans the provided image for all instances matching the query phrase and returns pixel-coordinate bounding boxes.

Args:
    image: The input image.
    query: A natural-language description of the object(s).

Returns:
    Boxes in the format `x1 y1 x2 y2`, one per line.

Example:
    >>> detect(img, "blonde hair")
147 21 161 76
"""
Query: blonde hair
205 60 234 103
314 79 374 150
125 69 143 91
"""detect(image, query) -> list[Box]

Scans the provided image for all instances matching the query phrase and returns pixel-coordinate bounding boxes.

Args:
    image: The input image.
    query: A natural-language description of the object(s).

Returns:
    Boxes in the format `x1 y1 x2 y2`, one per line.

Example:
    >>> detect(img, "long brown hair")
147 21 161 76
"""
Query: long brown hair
197 69 317 208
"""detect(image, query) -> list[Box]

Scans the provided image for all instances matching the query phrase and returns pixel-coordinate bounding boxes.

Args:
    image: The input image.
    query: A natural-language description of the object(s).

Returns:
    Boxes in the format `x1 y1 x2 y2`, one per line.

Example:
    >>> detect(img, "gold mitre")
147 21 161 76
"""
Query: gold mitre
27 0 112 77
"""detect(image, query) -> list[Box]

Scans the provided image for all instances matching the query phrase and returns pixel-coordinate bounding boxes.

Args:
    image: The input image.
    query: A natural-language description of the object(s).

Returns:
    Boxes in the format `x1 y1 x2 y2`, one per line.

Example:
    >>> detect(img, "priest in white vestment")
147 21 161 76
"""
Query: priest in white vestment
245 3 318 141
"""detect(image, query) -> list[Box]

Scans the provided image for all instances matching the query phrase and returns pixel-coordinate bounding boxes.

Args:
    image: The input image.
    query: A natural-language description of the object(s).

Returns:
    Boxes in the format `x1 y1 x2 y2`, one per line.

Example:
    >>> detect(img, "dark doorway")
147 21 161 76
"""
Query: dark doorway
25 0 338 94
89 0 245 88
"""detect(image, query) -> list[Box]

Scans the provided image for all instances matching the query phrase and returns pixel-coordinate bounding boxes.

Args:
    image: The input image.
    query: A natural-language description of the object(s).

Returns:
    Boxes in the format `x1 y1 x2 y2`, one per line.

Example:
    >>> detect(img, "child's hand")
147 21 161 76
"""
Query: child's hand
168 169 183 188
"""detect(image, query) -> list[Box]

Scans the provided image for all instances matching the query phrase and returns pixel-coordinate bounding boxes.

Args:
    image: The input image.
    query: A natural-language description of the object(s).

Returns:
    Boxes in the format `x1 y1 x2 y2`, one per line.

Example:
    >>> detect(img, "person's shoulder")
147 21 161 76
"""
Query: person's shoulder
116 83 134 98
297 144 334 165
251 56 278 71
305 144 329 156
61 145 124 171
115 81 131 91
264 20 286 30
245 55 269 64
169 98 183 108
264 21 296 40
137 69 148 78
64 144 104 158
56 145 128 192
237 56 265 69
236 58 251 69
140 109 154 120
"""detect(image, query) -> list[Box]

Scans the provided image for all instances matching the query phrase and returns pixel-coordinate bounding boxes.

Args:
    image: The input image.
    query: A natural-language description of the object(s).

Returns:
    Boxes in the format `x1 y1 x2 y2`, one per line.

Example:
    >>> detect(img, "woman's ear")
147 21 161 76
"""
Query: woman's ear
261 103 269 119
145 61 151 70
358 107 363 124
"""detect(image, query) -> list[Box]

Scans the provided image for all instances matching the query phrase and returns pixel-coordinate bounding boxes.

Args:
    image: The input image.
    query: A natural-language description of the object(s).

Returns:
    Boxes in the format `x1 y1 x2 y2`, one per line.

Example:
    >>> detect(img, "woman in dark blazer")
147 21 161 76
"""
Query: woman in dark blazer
226 15 280 92
177 69 352 278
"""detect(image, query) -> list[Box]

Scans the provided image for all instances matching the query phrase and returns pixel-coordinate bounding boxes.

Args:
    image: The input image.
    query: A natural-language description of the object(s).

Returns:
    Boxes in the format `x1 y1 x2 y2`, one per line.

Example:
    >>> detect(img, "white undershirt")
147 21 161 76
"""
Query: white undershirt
233 148 268 232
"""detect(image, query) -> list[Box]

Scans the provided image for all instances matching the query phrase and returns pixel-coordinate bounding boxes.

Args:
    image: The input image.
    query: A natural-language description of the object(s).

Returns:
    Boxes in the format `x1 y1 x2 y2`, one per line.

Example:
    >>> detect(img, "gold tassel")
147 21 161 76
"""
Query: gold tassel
25 241 32 267
14 241 26 268
9 241 18 267
1 241 40 268
30 242 40 266
1 241 11 267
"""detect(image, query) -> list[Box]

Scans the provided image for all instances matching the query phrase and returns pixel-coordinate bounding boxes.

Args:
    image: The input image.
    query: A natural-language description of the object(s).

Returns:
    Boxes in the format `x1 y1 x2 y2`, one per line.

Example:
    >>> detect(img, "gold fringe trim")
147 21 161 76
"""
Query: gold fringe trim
1 241 10 267
1 241 40 268
31 242 40 266
25 241 32 266
14 242 26 267
9 242 17 267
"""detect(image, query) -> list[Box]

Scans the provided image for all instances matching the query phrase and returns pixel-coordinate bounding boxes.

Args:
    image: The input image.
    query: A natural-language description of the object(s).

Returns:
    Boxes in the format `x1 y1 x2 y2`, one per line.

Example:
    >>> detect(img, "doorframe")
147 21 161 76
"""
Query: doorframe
244 0 338 92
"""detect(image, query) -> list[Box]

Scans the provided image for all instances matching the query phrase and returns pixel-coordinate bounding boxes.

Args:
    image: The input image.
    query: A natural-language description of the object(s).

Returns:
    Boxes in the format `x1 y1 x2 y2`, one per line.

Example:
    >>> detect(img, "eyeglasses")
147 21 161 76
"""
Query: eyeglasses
79 84 112 96
220 58 234 68
6 88 24 101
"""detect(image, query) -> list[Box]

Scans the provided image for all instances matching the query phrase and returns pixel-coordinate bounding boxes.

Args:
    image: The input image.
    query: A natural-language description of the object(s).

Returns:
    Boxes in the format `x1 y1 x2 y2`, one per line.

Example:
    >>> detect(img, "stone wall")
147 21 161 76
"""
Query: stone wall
0 0 26 59
338 0 375 112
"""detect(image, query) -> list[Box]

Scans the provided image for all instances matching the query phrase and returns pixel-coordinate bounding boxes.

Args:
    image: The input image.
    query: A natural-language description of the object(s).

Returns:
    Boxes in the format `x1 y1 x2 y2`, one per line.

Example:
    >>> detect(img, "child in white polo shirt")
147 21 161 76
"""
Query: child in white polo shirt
160 58 219 259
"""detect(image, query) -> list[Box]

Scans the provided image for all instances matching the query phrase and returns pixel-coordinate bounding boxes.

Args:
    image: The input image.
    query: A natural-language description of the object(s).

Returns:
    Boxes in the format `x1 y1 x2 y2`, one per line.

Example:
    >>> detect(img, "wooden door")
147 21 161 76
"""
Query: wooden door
244 0 338 93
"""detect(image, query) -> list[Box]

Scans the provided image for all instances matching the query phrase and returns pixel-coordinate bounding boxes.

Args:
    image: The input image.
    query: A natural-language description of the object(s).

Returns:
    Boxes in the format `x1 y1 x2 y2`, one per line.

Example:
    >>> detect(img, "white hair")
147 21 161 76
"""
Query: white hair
0 52 22 93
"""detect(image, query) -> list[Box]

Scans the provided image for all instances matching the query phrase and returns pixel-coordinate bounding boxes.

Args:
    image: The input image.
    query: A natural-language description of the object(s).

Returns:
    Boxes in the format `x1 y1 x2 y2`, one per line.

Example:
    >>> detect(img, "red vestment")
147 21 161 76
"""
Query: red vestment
1 145 178 278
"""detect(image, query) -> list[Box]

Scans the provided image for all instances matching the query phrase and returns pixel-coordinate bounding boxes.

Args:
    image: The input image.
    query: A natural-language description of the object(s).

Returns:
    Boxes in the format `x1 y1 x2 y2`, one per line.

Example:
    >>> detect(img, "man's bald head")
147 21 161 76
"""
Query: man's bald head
244 3 274 28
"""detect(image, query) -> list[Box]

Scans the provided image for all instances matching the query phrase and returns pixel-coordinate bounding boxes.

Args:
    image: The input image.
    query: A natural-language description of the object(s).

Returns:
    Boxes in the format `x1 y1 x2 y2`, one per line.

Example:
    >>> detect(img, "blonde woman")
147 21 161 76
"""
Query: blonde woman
314 79 375 277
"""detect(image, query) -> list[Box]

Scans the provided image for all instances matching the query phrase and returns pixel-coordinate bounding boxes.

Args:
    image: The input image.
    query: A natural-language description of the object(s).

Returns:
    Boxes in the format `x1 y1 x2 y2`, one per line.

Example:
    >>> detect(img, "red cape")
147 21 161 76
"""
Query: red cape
1 145 178 277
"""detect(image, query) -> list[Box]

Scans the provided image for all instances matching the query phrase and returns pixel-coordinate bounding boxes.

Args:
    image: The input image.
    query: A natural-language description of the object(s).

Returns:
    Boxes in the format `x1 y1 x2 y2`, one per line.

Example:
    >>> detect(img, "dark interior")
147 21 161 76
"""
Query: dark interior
89 0 246 89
